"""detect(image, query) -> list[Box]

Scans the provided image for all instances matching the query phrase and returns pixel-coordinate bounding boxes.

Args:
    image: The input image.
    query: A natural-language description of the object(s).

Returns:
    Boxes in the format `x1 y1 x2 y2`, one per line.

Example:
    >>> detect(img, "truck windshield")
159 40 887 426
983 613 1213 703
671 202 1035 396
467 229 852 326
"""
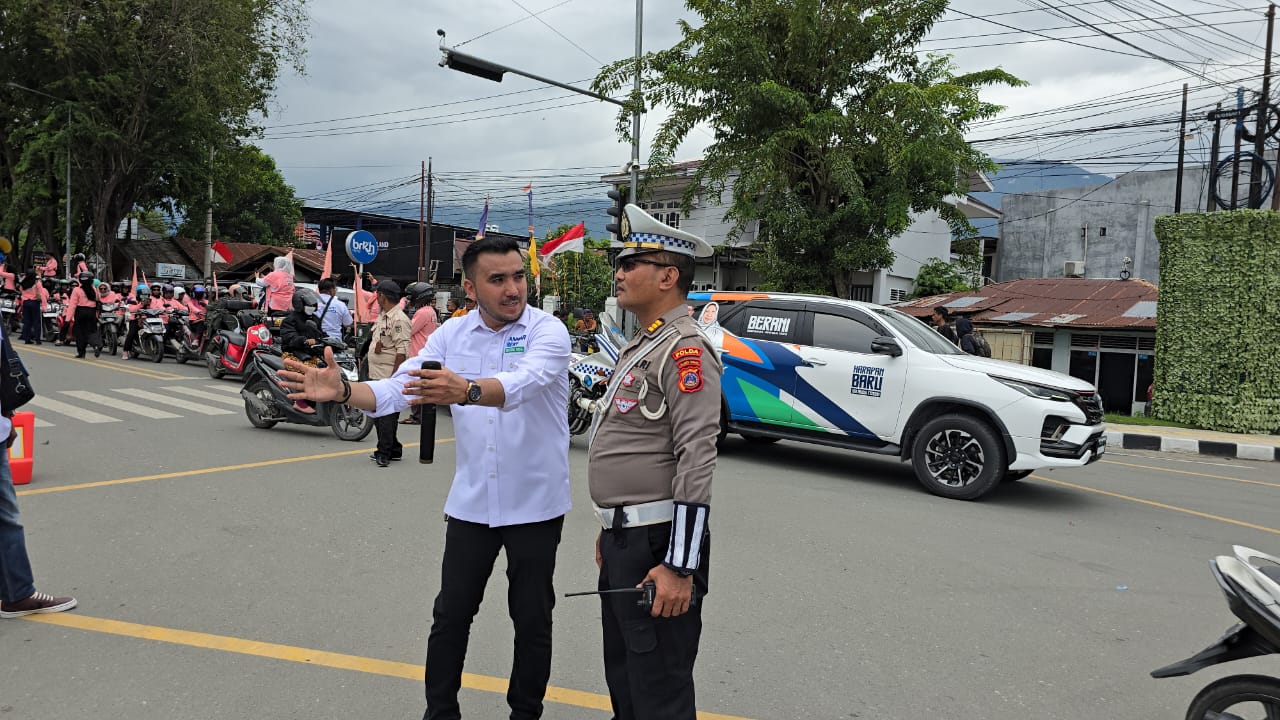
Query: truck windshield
869 307 964 355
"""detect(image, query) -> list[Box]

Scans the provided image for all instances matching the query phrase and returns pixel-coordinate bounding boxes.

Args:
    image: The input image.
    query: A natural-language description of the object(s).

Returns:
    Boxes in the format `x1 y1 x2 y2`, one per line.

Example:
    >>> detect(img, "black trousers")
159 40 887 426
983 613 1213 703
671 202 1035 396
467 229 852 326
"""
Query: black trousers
424 515 564 720
373 412 401 458
73 306 97 356
599 522 710 720
20 300 41 342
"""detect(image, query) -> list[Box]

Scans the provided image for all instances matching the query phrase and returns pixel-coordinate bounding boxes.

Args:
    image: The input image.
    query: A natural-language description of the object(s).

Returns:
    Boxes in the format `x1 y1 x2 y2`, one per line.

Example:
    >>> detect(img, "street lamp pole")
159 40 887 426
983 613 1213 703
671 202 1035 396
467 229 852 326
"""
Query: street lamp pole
7 82 72 278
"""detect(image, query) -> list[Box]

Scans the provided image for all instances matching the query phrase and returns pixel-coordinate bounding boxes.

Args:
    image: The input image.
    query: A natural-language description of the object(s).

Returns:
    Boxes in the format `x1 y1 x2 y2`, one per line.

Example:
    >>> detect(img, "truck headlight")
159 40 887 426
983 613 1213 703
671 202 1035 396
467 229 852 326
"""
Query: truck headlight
991 376 1074 402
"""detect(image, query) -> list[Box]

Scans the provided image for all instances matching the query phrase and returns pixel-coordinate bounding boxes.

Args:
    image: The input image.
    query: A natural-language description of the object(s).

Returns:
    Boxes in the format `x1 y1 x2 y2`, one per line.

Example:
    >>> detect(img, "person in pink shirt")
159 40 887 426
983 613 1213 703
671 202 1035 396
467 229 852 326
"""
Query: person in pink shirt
356 271 381 323
0 261 16 292
255 256 295 313
121 285 163 359
18 270 47 344
67 272 99 358
37 254 57 279
184 284 208 342
71 253 89 276
399 281 440 425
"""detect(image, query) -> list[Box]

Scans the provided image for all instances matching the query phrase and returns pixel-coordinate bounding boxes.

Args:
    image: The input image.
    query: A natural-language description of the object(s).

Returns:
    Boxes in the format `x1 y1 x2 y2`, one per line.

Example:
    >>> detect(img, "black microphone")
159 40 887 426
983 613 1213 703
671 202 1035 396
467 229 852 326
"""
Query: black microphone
419 360 441 464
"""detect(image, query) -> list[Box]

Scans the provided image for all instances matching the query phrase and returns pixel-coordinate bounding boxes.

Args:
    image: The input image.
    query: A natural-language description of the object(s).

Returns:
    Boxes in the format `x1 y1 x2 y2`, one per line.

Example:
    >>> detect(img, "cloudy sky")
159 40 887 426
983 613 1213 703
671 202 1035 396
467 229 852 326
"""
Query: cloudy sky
255 0 1271 233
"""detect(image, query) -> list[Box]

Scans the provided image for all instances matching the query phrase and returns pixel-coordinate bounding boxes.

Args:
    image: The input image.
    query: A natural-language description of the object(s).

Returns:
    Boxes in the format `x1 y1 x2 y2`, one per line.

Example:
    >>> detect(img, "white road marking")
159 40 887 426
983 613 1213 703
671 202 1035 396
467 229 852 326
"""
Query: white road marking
113 389 235 415
33 417 54 428
203 383 243 393
26 396 119 423
60 391 180 420
160 386 246 407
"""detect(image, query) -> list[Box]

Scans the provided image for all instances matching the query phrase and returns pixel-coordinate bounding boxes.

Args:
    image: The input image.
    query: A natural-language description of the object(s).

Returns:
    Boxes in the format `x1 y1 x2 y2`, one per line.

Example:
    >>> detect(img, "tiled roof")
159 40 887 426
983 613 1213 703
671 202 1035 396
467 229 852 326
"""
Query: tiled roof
170 238 325 274
896 278 1159 329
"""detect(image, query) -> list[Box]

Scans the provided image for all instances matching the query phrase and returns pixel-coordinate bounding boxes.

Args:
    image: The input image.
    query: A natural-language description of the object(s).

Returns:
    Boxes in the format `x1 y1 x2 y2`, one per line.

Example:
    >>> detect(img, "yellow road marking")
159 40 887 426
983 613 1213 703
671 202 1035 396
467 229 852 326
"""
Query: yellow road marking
21 344 186 380
1100 459 1280 489
25 613 749 719
1032 475 1280 535
17 440 452 496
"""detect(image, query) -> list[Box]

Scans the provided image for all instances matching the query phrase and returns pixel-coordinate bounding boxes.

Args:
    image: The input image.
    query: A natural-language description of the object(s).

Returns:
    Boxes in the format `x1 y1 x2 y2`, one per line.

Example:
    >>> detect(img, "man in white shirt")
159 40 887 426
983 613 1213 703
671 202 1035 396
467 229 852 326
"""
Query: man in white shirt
278 236 571 720
316 278 353 340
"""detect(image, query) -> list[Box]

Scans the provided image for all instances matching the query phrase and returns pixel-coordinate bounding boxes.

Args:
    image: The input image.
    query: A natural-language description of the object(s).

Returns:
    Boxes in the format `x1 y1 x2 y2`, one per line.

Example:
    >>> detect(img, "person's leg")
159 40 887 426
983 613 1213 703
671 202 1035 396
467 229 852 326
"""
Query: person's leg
598 524 708 720
373 413 397 462
500 516 565 719
0 451 35 604
20 301 36 342
424 517 503 720
74 307 91 356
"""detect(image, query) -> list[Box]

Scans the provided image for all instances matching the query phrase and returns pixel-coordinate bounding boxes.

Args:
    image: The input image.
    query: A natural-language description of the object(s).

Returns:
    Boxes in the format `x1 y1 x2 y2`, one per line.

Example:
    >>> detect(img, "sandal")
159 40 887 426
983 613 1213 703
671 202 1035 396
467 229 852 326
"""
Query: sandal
399 417 419 425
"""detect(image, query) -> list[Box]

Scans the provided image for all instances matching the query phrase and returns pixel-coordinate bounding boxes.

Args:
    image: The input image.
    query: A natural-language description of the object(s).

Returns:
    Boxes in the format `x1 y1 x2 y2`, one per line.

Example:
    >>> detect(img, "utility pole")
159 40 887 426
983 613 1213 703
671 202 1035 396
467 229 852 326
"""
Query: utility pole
425 158 434 283
1175 83 1189 213
418 160 426 282
629 0 643 204
1208 103 1223 210
1251 3 1275 209
203 146 214 279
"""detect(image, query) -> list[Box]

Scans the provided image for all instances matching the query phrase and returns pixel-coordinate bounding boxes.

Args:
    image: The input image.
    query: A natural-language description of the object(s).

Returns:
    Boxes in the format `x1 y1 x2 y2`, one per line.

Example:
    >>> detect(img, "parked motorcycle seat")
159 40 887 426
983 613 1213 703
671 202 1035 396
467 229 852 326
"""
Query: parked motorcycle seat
220 330 246 346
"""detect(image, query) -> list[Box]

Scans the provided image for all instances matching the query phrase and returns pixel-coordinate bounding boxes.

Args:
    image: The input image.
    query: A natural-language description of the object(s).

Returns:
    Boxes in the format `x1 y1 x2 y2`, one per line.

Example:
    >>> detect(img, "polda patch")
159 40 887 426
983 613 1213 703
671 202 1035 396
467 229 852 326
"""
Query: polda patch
678 366 704 393
671 346 703 362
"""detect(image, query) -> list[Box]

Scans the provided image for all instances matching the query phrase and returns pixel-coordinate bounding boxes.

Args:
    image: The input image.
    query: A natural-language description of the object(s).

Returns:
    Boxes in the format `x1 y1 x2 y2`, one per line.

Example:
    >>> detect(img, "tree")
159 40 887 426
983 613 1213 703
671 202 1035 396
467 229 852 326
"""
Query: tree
534 225 613 318
593 0 1023 297
911 257 972 298
0 0 307 278
176 143 301 246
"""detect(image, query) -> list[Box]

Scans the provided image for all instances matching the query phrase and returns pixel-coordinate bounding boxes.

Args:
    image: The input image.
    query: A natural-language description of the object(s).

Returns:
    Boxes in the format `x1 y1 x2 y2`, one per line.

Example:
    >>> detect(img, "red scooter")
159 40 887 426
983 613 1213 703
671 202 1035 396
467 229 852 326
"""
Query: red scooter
206 308 274 380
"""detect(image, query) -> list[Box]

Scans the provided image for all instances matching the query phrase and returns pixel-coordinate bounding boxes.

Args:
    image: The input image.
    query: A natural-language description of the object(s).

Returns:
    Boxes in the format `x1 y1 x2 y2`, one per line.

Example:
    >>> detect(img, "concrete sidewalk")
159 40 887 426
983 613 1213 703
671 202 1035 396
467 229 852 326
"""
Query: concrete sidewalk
1106 421 1280 462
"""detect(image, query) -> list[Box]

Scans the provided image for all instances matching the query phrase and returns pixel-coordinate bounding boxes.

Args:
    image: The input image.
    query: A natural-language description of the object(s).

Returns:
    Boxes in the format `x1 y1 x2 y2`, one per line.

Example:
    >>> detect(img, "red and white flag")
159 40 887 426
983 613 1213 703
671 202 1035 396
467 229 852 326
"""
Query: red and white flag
211 240 232 264
539 222 586 257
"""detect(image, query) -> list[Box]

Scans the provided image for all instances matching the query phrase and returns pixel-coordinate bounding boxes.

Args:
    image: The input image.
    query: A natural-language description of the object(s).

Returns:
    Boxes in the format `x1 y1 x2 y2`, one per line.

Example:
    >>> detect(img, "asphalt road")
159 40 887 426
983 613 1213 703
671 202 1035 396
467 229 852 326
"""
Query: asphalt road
2 343 1279 719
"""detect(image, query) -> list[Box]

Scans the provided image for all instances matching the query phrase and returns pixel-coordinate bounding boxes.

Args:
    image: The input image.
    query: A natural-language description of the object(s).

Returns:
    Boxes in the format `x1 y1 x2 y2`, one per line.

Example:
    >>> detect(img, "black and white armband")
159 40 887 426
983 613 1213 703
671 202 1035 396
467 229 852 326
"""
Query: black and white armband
664 501 709 576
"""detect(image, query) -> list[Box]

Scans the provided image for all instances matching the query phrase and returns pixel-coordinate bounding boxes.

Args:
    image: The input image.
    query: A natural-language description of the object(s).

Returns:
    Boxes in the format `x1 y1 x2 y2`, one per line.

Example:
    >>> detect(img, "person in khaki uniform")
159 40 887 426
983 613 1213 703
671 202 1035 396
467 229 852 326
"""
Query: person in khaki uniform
368 280 410 466
588 204 721 720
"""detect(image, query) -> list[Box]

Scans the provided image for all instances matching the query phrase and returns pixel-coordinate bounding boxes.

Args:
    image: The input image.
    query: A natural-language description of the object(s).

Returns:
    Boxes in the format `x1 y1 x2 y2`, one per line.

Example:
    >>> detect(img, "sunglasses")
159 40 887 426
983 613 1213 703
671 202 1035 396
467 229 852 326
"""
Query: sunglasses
616 257 676 273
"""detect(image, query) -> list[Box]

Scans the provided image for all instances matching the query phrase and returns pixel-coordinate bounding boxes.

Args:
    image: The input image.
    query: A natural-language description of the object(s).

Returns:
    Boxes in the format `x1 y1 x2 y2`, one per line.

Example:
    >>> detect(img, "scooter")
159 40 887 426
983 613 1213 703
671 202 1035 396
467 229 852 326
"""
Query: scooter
1152 545 1280 717
42 301 62 341
239 337 372 442
207 308 273 380
0 290 19 333
98 301 123 356
164 308 202 363
130 308 169 363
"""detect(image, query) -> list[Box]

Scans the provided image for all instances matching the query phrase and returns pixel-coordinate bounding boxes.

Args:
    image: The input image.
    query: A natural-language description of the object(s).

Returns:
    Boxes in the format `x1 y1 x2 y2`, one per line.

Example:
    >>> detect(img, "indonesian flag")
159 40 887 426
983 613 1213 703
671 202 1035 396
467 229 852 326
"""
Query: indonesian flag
211 240 233 264
540 222 586 257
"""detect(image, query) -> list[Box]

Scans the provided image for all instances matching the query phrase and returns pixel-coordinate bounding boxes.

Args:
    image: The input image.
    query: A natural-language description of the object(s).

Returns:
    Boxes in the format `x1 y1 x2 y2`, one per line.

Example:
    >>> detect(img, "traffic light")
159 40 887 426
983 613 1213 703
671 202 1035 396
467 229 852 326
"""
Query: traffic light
438 49 506 83
605 188 626 238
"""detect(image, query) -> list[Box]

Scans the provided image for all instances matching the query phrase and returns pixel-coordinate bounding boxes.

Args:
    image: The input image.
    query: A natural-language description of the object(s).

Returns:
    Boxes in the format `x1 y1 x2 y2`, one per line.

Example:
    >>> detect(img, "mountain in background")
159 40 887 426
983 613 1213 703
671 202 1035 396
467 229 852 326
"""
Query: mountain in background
969 160 1113 236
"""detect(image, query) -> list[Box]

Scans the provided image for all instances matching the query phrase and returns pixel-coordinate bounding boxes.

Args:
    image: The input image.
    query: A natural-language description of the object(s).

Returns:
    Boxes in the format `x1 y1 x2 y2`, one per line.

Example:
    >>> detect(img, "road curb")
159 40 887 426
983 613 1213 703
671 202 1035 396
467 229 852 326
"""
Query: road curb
1109 430 1280 462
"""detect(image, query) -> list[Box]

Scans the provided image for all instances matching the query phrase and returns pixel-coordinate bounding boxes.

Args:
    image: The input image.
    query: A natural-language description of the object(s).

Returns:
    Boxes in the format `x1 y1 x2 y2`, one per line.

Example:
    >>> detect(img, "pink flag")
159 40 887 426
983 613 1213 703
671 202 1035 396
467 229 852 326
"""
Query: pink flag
540 222 586 256
321 230 332 279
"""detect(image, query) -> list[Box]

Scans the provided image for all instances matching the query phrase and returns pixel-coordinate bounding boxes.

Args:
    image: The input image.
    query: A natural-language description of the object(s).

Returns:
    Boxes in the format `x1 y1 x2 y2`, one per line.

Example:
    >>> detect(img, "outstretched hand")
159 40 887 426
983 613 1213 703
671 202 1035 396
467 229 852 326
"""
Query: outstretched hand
279 346 343 403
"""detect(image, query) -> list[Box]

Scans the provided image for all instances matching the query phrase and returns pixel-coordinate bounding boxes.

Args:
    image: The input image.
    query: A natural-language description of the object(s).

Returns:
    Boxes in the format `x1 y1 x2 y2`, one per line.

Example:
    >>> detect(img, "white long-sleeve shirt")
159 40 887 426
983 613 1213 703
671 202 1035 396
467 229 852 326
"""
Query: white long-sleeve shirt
366 304 571 527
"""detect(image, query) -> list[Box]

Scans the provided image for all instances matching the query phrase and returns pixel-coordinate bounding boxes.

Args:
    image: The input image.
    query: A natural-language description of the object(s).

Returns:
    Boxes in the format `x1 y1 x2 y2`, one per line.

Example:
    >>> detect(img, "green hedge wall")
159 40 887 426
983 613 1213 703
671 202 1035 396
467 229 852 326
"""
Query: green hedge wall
1153 210 1280 434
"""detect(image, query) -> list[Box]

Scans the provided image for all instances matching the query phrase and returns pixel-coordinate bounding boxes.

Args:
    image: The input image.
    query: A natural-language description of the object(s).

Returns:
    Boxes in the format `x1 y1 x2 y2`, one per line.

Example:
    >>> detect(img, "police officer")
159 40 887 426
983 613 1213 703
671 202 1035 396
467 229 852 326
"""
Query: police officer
588 204 721 720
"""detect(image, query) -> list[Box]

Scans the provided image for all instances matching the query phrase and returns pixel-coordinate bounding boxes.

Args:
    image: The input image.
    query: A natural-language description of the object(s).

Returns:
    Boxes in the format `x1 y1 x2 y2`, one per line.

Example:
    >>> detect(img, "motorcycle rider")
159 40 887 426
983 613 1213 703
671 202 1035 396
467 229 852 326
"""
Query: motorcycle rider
54 279 76 346
184 284 208 345
67 271 99 359
71 253 89 277
122 284 162 360
18 270 47 345
280 288 327 414
37 253 57 279
0 259 15 292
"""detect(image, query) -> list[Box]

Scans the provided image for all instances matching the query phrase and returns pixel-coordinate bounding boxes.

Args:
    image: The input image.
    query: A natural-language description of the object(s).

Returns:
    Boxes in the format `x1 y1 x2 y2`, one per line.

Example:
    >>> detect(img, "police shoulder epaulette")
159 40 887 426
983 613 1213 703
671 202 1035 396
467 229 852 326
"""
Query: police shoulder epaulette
646 318 664 333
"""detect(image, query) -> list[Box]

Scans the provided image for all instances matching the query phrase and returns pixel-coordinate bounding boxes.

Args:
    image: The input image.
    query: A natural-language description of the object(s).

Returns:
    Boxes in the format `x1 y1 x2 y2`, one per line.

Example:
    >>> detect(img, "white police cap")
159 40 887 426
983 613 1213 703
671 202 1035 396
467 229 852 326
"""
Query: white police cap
617 203 713 259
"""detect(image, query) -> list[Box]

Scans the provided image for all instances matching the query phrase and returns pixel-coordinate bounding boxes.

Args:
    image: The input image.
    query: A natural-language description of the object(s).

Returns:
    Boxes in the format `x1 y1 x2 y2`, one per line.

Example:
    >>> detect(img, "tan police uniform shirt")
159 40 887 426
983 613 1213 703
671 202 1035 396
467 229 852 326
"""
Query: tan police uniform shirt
588 305 721 508
368 304 411 381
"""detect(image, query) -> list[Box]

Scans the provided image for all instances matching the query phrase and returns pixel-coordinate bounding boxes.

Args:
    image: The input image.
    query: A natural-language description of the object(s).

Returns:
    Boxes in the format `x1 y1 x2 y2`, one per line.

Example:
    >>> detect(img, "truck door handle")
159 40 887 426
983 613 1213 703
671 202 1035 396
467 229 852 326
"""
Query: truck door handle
803 357 828 366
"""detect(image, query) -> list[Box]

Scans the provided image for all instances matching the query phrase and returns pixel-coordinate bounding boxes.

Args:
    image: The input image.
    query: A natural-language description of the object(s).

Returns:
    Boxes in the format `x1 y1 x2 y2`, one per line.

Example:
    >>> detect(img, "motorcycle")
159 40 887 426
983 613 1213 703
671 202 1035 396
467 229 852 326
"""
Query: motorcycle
1152 544 1280 717
42 301 63 341
98 301 123 356
206 308 273 380
0 290 19 333
129 308 169 363
164 308 202 363
239 337 372 441
567 327 624 436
